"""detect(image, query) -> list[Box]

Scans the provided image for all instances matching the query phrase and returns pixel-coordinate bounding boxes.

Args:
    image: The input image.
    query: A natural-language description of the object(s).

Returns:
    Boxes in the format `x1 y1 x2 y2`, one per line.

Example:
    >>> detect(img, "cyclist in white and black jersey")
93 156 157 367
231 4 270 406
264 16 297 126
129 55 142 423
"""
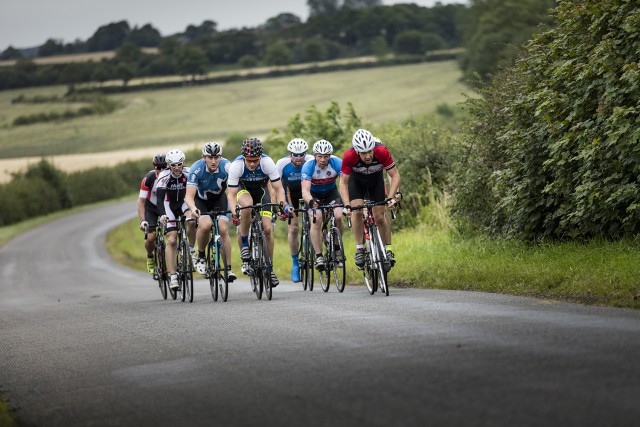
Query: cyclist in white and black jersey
226 137 292 287
138 153 166 274
157 149 195 290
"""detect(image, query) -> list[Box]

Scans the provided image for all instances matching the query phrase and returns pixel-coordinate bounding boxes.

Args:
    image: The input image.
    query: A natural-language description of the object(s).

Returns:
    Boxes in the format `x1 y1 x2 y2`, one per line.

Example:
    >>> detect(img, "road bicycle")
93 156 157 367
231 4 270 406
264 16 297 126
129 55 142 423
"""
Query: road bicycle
292 200 314 291
176 215 194 303
349 199 398 297
201 209 232 302
145 222 176 300
236 203 281 301
316 203 346 293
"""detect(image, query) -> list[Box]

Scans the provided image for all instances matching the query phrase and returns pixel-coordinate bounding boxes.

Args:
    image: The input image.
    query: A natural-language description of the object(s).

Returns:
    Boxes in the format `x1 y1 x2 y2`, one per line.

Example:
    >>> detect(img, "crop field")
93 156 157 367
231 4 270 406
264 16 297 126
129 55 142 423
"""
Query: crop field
0 60 467 160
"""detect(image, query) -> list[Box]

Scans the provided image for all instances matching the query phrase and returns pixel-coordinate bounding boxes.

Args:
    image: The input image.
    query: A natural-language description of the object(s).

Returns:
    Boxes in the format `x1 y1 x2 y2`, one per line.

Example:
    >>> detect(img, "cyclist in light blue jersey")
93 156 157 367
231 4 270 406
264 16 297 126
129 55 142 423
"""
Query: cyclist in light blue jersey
276 138 314 283
185 142 237 282
301 139 344 271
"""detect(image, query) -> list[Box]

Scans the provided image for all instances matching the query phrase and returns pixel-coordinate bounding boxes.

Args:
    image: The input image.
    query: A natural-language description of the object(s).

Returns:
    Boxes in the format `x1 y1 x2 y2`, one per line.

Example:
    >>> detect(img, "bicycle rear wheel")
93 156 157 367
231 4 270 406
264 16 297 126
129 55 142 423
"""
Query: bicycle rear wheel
155 245 168 300
218 238 229 302
331 227 346 293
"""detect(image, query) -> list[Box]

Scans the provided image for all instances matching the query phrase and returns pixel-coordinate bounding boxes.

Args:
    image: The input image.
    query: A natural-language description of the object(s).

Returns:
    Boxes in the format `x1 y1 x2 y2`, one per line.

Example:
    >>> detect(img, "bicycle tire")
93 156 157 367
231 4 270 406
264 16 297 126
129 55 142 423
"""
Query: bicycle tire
218 237 229 302
303 231 314 291
331 227 346 293
370 225 389 296
184 243 194 303
299 234 308 291
363 238 376 295
251 229 263 300
262 236 273 301
207 238 218 302
155 242 168 300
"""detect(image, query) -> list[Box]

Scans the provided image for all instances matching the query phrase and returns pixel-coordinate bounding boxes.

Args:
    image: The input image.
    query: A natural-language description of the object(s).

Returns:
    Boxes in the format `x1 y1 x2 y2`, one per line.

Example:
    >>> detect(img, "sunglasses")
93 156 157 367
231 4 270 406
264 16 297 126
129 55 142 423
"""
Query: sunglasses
170 162 183 167
291 153 306 158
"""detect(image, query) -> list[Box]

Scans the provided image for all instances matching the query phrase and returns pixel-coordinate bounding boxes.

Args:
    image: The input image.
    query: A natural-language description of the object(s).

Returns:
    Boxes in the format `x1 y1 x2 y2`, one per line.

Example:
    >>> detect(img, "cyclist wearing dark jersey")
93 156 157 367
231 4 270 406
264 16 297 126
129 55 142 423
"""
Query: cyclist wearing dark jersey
301 139 344 271
138 153 166 274
226 137 292 287
339 129 401 269
157 148 195 290
275 138 313 282
185 142 237 282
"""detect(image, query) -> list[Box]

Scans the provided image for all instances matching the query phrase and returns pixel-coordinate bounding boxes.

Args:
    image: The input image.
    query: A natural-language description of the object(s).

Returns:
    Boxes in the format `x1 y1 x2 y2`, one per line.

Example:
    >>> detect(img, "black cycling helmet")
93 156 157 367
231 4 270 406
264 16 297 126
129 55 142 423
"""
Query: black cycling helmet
241 137 263 158
153 153 166 168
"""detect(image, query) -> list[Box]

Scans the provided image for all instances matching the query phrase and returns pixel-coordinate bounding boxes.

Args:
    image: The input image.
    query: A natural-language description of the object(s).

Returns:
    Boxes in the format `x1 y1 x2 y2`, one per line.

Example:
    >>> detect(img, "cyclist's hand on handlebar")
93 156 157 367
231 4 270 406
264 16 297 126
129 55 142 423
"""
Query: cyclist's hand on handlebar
387 198 398 209
139 220 149 231
190 208 200 218
232 214 240 226
342 205 352 218
159 215 168 225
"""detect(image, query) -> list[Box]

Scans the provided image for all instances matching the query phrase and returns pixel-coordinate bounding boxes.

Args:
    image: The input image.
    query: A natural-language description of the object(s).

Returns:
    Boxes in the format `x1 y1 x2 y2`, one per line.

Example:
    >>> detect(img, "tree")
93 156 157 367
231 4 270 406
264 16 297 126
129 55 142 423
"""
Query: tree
264 43 293 66
453 0 640 239
264 13 302 31
176 46 208 82
1 46 22 60
342 0 382 10
302 38 328 62
308 0 340 16
115 63 135 87
38 38 65 57
126 24 162 47
393 30 426 55
459 0 556 85
87 21 130 51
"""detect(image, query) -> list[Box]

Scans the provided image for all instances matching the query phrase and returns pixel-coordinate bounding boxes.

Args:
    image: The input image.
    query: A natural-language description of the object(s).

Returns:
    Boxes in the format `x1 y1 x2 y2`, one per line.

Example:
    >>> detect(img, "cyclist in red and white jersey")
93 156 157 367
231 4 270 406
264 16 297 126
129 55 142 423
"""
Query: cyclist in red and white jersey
339 129 401 269
157 149 196 290
137 153 167 274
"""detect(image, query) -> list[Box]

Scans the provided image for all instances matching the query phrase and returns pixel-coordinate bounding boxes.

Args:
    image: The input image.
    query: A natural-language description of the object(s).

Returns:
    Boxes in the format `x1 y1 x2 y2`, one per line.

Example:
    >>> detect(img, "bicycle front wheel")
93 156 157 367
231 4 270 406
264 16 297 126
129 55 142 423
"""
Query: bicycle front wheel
155 245 168 300
218 238 229 302
207 240 218 301
331 227 346 293
262 238 273 301
302 233 314 291
371 226 389 296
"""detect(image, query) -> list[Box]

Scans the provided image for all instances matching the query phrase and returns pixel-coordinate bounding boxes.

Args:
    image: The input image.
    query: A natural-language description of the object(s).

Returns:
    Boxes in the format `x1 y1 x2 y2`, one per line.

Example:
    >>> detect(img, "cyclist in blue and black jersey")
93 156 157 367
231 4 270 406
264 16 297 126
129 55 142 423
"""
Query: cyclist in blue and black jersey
138 153 166 274
301 139 344 271
185 142 237 282
275 138 314 282
226 137 292 287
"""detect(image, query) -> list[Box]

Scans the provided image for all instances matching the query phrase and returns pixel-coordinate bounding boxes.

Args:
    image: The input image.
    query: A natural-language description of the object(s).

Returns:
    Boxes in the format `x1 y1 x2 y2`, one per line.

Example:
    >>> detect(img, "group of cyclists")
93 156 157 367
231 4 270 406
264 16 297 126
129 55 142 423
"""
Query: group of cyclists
137 128 402 292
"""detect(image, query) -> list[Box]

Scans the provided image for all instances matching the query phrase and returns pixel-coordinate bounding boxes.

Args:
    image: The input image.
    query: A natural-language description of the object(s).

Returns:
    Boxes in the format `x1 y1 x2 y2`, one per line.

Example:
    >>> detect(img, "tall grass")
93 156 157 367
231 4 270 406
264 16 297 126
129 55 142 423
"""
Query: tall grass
107 194 640 309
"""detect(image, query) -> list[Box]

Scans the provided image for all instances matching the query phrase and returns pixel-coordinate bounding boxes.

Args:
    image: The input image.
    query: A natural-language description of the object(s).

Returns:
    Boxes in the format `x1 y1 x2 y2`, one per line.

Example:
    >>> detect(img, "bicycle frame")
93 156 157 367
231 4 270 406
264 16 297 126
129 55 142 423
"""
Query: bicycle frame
202 209 232 302
236 203 280 300
317 203 346 293
292 201 315 291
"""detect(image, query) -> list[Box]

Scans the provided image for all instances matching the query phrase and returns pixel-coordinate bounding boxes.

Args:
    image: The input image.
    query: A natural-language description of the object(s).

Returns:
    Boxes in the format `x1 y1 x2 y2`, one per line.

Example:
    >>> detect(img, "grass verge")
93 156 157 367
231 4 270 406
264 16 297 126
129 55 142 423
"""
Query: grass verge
107 218 640 309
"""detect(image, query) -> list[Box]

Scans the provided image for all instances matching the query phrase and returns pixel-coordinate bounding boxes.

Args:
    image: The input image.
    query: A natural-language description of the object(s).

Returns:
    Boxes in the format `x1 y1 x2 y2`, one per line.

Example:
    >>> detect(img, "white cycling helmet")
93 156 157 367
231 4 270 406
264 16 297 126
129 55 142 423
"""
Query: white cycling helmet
313 139 333 155
166 149 186 165
202 142 222 157
287 138 308 154
352 129 375 152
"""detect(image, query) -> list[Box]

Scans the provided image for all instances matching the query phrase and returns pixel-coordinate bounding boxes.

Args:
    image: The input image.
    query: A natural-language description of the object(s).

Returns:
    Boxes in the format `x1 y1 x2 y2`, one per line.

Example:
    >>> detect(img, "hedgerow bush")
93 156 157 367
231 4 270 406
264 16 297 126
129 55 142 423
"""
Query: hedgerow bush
452 0 640 240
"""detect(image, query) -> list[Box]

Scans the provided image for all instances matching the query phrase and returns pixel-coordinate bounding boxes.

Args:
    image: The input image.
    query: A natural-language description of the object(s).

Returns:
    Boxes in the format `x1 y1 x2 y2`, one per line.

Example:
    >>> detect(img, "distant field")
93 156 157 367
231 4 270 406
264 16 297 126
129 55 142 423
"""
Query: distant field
0 60 469 179
0 48 158 67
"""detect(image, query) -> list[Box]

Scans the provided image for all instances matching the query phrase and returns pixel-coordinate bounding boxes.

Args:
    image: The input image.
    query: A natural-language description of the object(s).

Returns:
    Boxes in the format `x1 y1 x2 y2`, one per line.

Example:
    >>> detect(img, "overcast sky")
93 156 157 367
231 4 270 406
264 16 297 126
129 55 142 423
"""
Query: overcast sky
1 0 463 51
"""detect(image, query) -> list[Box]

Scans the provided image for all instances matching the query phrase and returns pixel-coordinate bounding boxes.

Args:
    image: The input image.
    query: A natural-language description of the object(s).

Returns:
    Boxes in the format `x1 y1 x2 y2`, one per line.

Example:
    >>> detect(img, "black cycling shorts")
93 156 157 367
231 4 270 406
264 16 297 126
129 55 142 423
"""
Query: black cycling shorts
347 173 386 202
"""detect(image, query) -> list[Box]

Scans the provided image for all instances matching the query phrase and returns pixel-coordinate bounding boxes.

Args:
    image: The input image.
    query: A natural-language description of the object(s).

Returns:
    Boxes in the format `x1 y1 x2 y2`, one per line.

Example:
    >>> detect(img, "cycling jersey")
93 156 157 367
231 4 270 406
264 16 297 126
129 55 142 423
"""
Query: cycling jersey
276 154 313 206
301 155 342 195
156 167 191 223
139 169 161 207
340 144 395 178
187 158 230 200
228 155 281 191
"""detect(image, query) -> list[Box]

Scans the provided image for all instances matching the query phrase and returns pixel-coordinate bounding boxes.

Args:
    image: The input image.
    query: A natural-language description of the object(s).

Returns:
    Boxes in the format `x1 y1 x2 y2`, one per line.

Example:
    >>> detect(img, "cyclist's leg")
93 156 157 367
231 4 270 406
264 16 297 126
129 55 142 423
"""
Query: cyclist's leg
165 228 178 275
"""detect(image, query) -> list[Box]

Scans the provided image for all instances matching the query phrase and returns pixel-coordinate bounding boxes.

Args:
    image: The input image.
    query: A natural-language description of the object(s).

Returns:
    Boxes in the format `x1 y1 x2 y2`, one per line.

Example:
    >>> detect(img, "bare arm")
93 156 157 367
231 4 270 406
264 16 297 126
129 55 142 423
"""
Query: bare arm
185 186 199 217
386 167 400 200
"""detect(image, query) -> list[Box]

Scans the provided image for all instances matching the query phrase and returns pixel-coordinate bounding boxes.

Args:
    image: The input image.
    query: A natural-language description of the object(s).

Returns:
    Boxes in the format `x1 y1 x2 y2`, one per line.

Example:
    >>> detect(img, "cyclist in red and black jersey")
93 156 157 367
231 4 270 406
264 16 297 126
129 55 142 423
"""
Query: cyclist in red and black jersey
157 149 196 290
339 129 401 269
137 153 166 274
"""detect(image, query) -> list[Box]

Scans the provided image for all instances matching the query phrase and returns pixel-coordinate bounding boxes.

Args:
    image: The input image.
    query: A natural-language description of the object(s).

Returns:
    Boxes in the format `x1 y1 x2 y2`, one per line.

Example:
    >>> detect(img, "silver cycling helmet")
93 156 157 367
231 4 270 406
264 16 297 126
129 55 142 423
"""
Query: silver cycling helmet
202 142 222 157
287 138 309 154
352 129 375 152
313 139 333 155
165 149 186 165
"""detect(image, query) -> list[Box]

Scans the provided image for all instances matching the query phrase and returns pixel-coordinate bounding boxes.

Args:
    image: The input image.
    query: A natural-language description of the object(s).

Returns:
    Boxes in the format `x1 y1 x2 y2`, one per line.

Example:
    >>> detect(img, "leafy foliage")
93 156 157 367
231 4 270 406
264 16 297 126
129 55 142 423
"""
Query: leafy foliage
453 0 640 240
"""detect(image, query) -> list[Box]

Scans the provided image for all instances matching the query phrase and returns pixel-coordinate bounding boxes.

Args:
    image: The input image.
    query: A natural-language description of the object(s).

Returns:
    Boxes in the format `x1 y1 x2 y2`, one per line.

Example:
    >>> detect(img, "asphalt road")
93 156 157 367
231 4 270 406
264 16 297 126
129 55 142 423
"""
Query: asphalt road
1 200 639 427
